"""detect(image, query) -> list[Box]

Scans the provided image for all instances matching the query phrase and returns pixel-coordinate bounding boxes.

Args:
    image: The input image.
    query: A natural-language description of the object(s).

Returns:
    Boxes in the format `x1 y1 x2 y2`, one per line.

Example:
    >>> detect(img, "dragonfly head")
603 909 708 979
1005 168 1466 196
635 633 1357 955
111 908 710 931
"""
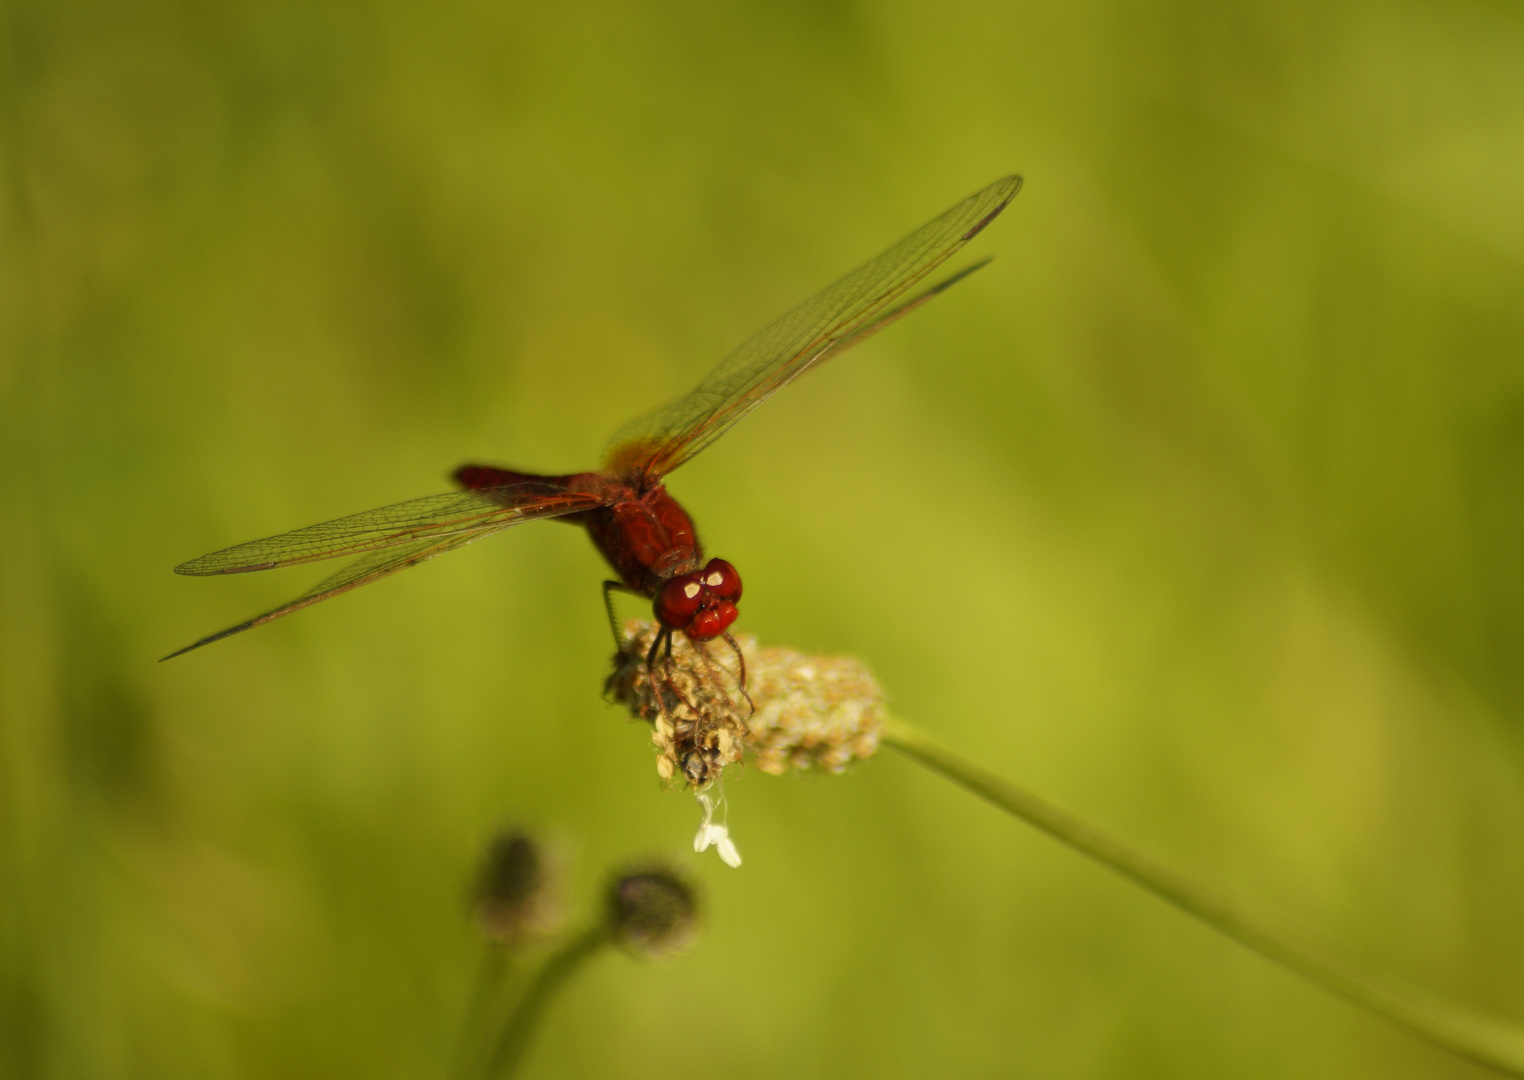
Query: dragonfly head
654 558 742 641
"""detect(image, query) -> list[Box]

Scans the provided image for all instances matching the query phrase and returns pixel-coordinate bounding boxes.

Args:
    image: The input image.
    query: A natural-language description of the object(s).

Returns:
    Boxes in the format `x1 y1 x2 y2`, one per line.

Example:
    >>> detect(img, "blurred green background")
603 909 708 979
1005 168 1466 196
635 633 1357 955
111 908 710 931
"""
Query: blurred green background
4 0 1524 1076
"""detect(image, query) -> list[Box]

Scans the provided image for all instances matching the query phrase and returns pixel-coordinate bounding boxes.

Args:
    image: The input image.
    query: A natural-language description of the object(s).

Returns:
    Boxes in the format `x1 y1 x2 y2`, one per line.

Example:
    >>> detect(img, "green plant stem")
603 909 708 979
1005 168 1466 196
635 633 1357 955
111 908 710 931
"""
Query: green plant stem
483 925 610 1079
453 945 515 1080
881 715 1524 1077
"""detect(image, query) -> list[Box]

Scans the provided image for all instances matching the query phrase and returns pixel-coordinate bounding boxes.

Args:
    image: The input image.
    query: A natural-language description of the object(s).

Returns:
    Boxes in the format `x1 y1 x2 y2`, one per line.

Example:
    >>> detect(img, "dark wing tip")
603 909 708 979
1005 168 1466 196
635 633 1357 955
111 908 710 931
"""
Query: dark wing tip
159 619 257 661
928 256 994 296
961 175 1024 242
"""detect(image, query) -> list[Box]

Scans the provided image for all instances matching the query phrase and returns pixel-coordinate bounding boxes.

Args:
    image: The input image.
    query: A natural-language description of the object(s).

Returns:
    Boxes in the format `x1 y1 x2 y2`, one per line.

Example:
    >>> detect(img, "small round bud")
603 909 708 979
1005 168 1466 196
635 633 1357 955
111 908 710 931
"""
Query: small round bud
605 866 699 958
471 830 561 945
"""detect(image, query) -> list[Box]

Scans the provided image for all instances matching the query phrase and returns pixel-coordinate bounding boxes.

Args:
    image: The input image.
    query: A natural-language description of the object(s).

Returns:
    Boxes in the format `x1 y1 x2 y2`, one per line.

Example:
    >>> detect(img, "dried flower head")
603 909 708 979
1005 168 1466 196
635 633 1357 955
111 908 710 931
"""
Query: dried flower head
471 830 562 945
605 865 699 958
607 621 886 784
605 624 750 789
741 636 886 777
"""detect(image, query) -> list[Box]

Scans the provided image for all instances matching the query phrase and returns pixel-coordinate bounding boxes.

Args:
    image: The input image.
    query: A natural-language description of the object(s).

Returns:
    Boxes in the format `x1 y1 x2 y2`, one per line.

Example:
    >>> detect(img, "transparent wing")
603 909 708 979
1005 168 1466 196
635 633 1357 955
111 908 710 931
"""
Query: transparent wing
808 257 995 367
161 530 495 660
603 174 1022 482
173 484 600 576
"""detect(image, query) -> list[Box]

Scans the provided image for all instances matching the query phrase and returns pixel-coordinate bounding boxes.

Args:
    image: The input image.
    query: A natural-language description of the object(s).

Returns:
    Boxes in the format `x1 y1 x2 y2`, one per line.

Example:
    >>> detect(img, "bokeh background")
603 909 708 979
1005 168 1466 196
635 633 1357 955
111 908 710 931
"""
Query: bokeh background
4 0 1524 1076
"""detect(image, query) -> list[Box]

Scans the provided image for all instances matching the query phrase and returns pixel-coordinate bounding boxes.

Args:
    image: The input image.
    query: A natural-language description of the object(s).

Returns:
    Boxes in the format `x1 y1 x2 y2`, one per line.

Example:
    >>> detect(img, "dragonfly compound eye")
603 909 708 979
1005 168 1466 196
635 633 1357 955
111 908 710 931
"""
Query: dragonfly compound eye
655 573 704 629
701 558 742 601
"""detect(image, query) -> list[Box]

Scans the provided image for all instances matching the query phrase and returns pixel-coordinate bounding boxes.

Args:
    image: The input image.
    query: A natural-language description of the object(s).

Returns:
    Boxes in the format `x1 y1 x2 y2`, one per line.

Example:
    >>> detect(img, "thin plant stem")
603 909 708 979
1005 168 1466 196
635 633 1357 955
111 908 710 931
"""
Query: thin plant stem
881 715 1524 1078
452 945 516 1080
483 924 610 1079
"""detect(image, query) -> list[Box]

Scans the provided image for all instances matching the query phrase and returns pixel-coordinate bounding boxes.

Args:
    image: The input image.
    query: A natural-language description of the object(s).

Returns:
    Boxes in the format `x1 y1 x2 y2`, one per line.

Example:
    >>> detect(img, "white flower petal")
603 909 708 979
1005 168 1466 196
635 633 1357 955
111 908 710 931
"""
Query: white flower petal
690 790 741 866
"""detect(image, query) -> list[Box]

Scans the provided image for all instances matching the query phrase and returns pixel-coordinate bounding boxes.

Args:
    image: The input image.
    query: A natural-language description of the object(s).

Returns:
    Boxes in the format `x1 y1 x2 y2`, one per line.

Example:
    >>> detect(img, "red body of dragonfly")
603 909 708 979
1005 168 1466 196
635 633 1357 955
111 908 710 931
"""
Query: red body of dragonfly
165 175 1022 661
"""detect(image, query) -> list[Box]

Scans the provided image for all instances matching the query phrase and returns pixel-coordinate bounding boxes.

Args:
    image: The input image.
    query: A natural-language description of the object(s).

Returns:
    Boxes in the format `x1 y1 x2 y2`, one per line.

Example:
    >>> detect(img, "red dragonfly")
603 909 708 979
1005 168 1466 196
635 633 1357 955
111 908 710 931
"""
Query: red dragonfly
165 175 1022 663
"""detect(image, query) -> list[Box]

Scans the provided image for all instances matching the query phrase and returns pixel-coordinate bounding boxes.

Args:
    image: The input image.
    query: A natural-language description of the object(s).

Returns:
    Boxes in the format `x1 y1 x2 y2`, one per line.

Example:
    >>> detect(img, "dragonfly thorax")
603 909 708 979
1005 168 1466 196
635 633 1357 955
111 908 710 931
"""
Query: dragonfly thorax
655 558 742 641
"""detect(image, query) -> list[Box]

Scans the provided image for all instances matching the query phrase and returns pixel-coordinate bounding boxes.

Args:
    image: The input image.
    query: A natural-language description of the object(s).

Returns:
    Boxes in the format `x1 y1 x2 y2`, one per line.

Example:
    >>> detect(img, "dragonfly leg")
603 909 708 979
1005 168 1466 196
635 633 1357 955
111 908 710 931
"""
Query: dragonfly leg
645 626 670 671
646 629 705 719
721 631 754 719
661 667 701 721
602 580 643 649
694 636 751 723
